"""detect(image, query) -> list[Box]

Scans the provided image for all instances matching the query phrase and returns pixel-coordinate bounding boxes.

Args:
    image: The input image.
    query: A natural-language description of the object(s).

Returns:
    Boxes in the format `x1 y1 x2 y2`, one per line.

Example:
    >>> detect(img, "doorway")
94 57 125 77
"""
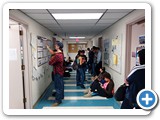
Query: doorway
9 19 30 109
125 17 145 77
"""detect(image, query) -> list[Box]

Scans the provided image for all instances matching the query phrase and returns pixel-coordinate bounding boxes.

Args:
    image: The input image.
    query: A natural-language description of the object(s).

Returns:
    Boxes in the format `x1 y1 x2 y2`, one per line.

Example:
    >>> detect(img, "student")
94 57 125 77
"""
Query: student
87 47 94 73
95 47 102 76
84 72 114 98
75 50 87 89
47 41 64 106
84 67 106 95
121 49 145 109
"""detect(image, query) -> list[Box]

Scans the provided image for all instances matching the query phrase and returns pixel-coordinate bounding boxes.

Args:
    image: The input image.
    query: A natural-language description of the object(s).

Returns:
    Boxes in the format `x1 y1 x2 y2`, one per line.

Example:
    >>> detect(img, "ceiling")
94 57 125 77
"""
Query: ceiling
19 9 134 40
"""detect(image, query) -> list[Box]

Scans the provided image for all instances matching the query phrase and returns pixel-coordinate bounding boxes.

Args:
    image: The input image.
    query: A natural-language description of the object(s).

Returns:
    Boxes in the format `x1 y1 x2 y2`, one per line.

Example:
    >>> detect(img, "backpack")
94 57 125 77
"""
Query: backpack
72 61 78 70
114 83 127 101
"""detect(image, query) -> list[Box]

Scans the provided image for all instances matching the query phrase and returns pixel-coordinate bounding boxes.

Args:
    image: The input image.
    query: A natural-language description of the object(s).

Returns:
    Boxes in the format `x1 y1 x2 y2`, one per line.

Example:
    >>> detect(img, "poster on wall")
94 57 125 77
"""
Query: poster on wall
103 35 122 73
139 35 145 44
104 39 110 65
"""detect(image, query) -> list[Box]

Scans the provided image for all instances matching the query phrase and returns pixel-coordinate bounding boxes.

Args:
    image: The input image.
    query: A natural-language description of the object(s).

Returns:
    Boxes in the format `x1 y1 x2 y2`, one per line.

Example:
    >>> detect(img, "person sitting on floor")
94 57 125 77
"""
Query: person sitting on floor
84 67 106 94
84 72 114 98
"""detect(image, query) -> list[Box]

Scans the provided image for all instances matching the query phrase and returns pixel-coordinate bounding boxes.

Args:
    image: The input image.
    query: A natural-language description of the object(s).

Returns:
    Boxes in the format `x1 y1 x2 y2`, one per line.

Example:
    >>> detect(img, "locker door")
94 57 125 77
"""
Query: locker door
9 20 24 109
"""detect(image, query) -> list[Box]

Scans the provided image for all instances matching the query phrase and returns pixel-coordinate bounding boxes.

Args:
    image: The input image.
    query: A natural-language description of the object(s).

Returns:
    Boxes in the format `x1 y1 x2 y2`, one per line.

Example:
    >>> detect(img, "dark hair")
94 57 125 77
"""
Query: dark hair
78 50 81 55
138 49 145 65
56 41 63 49
102 67 105 72
82 50 85 53
100 67 105 72
103 72 111 79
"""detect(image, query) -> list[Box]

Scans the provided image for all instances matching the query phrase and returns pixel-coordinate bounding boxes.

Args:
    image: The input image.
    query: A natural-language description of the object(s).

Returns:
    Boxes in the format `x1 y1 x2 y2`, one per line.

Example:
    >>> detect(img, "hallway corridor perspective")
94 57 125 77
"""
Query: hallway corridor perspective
34 71 120 109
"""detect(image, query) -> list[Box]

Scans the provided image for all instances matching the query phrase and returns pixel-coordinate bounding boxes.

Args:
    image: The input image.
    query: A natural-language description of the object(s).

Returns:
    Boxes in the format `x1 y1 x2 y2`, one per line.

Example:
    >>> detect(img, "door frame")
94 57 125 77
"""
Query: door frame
9 17 32 109
125 16 145 78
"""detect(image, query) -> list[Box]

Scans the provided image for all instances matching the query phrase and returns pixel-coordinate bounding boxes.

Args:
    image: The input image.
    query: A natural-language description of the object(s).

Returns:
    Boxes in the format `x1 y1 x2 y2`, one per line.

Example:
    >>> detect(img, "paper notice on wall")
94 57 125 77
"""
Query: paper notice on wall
112 39 120 46
113 54 118 65
9 48 17 61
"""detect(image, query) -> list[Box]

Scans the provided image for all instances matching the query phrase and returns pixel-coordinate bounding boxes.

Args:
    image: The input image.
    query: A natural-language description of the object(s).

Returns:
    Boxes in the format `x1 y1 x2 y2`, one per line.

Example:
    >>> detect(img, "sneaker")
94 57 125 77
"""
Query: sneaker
52 102 61 107
83 89 90 94
84 92 93 97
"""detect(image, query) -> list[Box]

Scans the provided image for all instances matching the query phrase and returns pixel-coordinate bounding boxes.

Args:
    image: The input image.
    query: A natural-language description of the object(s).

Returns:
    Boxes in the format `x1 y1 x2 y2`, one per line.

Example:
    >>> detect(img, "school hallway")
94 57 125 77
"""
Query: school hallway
34 70 120 109
6 3 147 115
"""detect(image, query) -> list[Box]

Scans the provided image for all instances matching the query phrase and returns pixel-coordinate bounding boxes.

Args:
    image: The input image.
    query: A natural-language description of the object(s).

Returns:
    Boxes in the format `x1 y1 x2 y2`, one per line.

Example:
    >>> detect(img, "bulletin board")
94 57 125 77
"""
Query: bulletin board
68 44 78 53
37 36 52 67
104 35 122 73
30 33 53 80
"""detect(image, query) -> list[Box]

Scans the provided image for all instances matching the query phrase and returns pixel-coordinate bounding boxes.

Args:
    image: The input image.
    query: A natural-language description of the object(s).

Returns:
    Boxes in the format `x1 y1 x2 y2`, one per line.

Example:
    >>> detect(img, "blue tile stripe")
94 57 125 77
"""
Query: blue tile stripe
34 71 120 109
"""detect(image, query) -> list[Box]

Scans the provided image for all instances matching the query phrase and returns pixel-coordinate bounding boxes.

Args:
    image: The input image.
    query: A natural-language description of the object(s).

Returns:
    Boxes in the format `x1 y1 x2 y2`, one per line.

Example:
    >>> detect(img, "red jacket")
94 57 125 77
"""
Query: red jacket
49 52 64 76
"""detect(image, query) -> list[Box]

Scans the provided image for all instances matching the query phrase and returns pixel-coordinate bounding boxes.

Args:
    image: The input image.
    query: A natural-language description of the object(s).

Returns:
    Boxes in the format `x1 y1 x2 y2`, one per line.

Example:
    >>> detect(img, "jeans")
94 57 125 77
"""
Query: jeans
54 74 64 103
91 63 96 76
76 68 85 85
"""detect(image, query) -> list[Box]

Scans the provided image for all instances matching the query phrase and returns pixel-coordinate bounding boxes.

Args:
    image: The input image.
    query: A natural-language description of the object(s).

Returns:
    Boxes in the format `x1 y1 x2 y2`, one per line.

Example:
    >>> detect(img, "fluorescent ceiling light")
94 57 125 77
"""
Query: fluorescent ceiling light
69 37 85 39
52 13 103 19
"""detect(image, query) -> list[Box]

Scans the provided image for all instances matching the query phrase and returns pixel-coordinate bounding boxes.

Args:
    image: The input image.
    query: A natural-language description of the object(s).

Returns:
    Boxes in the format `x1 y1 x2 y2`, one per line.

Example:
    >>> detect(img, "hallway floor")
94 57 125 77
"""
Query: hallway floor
34 71 120 109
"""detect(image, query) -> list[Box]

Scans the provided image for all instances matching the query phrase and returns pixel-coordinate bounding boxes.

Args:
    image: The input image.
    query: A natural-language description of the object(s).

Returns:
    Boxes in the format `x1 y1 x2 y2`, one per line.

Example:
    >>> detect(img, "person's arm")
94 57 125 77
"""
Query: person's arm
49 54 62 65
97 51 102 63
105 81 114 95
46 45 54 54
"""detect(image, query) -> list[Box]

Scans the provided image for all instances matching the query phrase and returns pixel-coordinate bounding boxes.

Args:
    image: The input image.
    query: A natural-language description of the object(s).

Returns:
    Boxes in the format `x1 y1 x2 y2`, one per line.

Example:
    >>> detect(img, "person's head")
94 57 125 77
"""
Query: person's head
100 67 105 73
103 72 111 82
87 48 90 51
78 50 81 55
96 47 100 52
138 49 145 65
79 50 84 55
55 41 63 51
92 46 96 52
82 50 85 54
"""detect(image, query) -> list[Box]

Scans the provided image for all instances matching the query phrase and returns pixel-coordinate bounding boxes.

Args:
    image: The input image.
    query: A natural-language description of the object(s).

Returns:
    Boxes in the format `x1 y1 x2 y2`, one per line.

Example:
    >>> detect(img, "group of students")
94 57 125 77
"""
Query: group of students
87 46 102 77
47 41 145 109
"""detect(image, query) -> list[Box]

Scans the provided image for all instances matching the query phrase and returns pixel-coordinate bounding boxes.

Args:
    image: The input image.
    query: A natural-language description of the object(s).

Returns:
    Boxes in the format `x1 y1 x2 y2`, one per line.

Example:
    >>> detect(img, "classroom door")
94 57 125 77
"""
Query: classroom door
9 20 25 109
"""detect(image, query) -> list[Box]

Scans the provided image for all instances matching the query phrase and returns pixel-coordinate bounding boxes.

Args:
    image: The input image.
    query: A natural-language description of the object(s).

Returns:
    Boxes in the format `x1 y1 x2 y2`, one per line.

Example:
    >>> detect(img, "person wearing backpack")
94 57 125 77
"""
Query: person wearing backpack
121 49 145 109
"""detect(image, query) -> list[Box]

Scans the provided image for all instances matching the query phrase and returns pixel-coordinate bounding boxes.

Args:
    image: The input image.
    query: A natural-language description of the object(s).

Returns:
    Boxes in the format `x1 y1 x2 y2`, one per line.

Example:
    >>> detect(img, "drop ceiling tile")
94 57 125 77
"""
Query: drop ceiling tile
102 12 128 19
36 19 57 24
107 9 133 13
27 13 53 19
95 23 112 27
20 9 48 13
98 19 118 23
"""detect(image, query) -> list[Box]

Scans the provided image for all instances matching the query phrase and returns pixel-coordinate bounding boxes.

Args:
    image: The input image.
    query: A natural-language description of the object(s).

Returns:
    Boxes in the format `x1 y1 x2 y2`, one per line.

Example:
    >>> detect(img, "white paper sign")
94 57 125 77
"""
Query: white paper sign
9 48 17 61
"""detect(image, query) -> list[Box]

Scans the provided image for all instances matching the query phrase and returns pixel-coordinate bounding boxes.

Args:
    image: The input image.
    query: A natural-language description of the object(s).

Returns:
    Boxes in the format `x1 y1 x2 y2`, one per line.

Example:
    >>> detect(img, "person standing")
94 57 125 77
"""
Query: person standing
47 41 64 106
75 50 87 89
95 47 102 76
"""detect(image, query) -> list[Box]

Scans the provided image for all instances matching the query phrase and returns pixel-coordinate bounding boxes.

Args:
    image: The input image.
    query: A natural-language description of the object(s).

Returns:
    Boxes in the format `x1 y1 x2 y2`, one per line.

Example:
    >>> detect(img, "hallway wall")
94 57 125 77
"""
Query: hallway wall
9 10 54 107
91 9 145 91
63 40 90 60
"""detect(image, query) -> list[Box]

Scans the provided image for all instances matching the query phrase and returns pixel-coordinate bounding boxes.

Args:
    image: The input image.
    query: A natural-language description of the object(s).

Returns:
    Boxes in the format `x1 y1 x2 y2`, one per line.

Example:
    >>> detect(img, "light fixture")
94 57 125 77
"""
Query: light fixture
52 13 103 19
69 36 85 39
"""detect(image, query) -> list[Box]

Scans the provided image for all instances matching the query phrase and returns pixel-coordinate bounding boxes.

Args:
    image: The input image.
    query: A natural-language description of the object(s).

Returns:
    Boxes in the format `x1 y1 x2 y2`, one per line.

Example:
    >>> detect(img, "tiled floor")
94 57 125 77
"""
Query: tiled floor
34 71 120 109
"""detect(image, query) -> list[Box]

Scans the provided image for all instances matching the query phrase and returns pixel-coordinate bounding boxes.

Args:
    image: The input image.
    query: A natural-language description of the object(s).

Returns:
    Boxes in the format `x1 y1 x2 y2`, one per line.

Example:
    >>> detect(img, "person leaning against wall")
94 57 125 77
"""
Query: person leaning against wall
46 41 64 106
121 49 145 109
